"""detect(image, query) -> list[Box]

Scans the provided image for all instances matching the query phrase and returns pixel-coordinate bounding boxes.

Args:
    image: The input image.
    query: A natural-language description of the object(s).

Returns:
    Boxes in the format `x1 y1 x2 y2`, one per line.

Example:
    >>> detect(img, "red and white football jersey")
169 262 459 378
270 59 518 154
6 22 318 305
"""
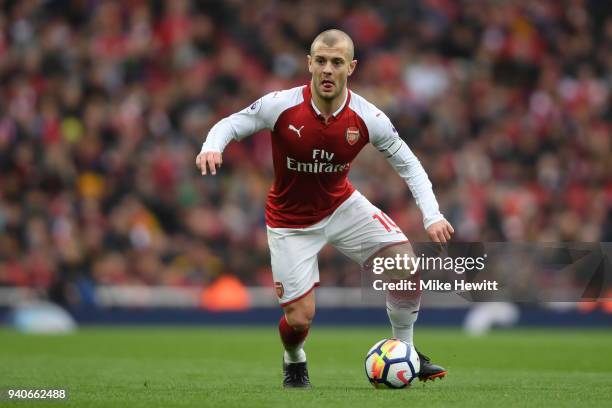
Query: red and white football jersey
202 85 444 229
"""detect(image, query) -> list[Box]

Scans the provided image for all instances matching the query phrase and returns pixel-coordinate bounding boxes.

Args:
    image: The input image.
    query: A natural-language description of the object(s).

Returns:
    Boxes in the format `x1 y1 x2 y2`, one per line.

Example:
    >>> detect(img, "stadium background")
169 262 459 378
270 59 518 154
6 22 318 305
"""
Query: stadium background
0 0 611 325
1 1 612 406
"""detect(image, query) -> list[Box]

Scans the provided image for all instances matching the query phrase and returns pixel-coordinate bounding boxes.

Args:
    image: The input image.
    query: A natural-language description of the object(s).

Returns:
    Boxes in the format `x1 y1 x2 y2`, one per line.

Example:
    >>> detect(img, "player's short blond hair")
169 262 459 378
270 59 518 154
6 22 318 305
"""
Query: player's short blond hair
310 29 355 60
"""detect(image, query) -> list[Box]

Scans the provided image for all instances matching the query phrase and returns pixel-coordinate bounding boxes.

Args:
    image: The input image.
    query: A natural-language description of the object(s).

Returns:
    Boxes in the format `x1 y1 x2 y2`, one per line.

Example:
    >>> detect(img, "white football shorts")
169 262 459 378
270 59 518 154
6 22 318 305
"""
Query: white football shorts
267 190 408 306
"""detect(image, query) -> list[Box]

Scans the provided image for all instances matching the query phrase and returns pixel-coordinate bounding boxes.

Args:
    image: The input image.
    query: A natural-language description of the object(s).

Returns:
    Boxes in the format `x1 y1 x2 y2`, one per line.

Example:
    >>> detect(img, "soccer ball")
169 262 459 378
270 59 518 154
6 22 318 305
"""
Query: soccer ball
365 338 420 388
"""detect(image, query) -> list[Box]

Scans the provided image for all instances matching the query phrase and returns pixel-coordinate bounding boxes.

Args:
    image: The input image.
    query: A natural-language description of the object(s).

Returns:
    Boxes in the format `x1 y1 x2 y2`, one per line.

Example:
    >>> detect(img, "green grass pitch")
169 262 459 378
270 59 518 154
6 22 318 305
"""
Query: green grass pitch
1 326 611 407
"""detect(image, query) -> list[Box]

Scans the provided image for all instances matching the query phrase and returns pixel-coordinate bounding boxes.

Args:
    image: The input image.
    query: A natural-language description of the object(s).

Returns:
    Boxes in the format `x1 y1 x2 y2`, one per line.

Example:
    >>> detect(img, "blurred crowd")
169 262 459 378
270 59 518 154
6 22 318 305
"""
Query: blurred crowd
0 0 610 300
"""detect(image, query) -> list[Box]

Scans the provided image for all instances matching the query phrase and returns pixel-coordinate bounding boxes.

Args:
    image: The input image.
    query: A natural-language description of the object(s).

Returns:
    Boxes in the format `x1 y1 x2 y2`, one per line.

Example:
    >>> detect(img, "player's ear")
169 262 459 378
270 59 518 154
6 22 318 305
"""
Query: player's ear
348 59 357 76
307 55 313 74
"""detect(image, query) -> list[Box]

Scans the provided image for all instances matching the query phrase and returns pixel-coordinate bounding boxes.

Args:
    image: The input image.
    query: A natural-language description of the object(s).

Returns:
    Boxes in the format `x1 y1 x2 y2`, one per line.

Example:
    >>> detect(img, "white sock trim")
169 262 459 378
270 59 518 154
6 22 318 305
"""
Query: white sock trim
284 348 306 364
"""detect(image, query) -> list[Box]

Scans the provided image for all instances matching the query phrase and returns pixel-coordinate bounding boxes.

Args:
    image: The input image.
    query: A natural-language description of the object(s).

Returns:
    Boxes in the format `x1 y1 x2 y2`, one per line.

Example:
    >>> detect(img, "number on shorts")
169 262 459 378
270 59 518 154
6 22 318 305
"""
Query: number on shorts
373 211 400 233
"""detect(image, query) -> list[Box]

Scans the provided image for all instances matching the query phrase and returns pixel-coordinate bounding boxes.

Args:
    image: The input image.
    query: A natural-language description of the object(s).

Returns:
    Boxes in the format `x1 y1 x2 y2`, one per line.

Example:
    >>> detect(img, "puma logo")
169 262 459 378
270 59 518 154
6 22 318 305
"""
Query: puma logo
288 124 304 138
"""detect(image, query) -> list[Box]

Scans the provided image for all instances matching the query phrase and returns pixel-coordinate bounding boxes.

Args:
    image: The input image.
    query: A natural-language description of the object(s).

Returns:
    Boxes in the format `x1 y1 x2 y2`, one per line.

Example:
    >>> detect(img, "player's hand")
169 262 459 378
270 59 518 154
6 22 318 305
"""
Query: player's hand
196 151 222 175
426 219 454 243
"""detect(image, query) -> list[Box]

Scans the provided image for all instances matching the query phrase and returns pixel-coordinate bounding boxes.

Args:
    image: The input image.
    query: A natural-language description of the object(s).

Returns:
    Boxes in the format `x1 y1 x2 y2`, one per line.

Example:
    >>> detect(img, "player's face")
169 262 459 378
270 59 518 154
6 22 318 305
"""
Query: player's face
308 42 357 101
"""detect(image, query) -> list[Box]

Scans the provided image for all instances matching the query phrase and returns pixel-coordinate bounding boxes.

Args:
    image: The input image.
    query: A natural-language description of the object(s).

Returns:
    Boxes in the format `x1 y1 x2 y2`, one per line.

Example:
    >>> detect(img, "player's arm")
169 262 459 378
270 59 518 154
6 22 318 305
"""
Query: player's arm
370 115 454 243
196 96 270 176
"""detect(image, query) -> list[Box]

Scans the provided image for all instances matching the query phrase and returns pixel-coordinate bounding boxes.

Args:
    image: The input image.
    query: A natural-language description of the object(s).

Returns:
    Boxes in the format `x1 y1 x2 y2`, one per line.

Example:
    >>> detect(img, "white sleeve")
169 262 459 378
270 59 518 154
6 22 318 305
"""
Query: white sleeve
369 113 445 230
200 87 303 153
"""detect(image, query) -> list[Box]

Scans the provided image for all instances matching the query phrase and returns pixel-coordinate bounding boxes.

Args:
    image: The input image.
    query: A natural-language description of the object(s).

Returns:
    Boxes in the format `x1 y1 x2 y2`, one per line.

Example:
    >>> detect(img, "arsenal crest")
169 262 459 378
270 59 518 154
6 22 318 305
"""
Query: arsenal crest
345 126 360 145
274 282 284 298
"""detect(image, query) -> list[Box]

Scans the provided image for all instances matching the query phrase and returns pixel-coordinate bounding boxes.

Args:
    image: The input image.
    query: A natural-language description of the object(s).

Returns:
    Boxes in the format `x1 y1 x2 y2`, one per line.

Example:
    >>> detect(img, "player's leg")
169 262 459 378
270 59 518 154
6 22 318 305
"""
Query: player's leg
280 290 315 364
374 243 447 381
279 290 315 388
376 242 421 346
326 194 422 346
267 225 325 388
327 191 447 381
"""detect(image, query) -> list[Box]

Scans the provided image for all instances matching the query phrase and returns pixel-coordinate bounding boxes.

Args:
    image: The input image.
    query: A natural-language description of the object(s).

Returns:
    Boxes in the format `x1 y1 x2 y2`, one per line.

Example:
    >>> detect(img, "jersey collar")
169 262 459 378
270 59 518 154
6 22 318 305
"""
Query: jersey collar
310 88 349 118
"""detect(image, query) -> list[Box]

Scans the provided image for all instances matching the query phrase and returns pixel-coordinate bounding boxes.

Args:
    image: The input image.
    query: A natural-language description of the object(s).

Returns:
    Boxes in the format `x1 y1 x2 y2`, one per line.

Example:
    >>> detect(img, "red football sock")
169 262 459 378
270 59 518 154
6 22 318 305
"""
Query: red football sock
279 315 309 350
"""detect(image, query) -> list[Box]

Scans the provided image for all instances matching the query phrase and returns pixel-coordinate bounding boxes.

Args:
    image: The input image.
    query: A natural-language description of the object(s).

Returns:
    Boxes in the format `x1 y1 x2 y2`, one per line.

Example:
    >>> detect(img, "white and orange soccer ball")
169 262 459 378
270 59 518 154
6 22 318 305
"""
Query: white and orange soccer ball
365 338 420 389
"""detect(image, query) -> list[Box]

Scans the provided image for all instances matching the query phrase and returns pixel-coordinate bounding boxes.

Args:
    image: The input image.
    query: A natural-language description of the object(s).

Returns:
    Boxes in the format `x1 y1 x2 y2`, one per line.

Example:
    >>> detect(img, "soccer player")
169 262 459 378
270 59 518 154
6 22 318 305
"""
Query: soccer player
196 29 454 388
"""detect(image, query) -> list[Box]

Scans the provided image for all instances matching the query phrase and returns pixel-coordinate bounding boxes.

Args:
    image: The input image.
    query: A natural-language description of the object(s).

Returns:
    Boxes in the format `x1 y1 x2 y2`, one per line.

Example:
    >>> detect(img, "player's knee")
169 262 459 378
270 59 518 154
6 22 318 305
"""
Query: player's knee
286 312 314 332
284 307 315 332
378 243 418 279
290 320 311 332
